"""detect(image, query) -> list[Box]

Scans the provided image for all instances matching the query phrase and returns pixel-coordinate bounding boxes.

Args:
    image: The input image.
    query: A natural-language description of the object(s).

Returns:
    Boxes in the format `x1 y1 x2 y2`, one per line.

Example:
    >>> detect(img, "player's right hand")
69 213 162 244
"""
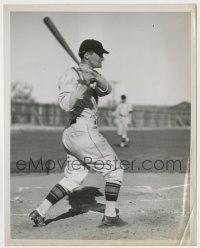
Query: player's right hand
78 64 97 86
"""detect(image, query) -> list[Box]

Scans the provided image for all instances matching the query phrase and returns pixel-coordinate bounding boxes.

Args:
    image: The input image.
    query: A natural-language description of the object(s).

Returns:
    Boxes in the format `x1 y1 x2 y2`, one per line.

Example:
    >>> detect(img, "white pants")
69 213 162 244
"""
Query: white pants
115 116 129 138
59 118 124 192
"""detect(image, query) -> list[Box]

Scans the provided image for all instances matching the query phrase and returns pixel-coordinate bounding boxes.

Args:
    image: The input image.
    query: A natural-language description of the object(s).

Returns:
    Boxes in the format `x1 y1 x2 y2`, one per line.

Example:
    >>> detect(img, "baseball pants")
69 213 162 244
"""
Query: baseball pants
59 118 124 192
116 116 129 138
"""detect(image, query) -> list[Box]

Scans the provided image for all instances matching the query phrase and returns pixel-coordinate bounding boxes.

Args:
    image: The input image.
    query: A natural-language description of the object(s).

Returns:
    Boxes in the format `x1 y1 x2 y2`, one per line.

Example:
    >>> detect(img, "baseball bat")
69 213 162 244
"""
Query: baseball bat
43 16 80 65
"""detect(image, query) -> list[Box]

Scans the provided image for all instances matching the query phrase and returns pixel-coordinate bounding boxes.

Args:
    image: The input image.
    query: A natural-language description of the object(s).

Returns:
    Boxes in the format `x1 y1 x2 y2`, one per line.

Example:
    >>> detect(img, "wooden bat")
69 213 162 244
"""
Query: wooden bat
43 16 80 65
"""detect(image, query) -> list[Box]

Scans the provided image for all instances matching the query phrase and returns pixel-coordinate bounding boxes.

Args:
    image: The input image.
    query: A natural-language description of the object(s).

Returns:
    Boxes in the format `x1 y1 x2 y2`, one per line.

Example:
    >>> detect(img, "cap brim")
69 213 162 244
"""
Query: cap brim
94 48 109 54
102 48 109 54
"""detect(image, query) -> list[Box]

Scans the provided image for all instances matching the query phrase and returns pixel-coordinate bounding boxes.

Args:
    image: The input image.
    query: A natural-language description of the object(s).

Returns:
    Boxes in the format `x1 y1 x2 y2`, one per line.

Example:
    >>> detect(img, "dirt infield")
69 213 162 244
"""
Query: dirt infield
10 172 190 242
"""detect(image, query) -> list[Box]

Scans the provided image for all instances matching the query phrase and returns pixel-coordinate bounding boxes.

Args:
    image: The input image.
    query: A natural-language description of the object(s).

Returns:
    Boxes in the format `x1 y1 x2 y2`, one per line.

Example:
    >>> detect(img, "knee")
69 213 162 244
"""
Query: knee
59 171 87 193
60 167 88 192
58 177 79 193
105 167 124 185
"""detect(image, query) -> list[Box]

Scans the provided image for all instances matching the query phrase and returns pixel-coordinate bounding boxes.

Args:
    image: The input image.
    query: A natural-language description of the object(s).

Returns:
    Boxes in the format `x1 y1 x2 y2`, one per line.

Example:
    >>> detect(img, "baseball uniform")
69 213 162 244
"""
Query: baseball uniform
29 39 125 227
114 101 132 146
58 67 124 191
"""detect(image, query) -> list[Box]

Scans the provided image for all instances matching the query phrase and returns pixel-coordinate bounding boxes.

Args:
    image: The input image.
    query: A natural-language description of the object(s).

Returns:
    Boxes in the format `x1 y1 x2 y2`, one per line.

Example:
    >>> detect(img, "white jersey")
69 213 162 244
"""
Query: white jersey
115 102 132 117
58 67 99 122
57 67 123 192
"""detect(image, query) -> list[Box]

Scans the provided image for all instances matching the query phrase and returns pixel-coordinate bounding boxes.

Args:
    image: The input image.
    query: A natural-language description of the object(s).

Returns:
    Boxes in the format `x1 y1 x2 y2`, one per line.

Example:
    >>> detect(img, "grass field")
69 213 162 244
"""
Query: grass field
9 128 191 243
11 128 190 173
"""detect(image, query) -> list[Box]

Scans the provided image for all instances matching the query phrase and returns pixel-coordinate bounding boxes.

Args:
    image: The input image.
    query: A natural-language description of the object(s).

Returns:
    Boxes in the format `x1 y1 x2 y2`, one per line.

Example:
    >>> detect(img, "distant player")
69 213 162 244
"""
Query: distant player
29 39 125 227
114 95 132 147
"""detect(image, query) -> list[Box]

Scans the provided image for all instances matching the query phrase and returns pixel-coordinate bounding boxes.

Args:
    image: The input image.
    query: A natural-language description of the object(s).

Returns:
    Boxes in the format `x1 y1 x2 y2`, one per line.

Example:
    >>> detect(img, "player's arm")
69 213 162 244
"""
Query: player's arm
58 68 87 112
128 104 133 125
79 64 112 97
95 77 112 97
113 104 120 117
128 104 133 115
93 73 112 97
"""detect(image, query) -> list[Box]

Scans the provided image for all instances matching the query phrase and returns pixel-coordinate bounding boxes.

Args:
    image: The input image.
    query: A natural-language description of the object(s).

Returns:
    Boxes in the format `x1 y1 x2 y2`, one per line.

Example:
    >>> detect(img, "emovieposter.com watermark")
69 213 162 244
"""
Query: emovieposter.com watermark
15 156 184 172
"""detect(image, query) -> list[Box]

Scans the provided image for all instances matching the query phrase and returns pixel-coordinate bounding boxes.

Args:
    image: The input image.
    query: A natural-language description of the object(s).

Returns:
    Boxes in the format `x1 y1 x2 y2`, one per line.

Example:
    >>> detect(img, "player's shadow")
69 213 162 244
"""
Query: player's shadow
45 187 105 226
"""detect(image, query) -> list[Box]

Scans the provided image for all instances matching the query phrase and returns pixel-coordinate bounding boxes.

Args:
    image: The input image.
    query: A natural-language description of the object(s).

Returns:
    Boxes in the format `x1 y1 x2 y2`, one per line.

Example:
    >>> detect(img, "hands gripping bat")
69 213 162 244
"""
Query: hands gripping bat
43 16 80 65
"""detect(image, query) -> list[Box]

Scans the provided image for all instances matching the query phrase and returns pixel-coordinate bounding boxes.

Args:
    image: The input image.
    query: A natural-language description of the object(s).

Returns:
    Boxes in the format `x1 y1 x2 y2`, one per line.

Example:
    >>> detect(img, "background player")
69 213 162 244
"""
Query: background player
113 95 132 147
29 39 125 227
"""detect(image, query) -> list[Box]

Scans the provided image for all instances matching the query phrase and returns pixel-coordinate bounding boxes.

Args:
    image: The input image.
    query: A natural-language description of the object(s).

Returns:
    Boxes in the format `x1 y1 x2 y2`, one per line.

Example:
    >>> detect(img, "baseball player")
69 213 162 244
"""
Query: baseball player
29 39 125 227
113 95 132 147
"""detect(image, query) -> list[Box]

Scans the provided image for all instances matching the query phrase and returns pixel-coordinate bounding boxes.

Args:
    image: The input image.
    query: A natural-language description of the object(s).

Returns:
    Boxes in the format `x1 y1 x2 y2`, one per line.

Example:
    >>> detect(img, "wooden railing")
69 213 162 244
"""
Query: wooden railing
11 102 190 128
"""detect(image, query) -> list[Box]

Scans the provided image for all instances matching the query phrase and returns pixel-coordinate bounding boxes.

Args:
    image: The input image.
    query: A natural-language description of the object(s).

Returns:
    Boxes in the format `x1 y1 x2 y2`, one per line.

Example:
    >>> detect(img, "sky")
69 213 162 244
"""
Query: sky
11 11 191 106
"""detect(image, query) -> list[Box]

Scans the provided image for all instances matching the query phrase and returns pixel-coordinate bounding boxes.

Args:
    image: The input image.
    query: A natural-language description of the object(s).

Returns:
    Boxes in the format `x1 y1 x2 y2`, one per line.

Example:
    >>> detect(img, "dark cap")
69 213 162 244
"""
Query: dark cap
79 39 109 56
121 95 126 100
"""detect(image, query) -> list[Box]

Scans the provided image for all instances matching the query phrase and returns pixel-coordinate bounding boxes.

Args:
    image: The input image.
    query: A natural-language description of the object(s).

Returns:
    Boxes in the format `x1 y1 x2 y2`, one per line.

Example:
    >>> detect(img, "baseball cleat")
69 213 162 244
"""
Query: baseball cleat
101 215 127 227
120 142 125 148
29 210 46 227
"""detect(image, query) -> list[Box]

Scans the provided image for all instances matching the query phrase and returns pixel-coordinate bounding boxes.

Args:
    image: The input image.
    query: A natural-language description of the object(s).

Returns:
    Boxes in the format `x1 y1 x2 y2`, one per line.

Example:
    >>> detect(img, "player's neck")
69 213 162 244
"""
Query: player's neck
81 60 94 69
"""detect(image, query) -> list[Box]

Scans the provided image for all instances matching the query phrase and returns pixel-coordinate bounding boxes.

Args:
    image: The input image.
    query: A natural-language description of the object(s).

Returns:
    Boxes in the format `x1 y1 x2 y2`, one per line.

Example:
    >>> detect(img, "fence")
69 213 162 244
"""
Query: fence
11 102 190 128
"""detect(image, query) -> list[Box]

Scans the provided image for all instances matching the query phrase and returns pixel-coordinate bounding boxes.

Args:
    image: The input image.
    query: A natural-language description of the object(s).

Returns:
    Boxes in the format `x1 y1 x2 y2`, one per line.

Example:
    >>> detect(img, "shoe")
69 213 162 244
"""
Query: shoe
120 142 125 148
101 215 127 227
29 210 46 227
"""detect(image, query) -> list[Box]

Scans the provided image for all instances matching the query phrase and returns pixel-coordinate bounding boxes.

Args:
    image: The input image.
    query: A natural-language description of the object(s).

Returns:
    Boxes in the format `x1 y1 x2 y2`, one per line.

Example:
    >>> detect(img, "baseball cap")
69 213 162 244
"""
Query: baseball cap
79 39 109 56
121 95 126 100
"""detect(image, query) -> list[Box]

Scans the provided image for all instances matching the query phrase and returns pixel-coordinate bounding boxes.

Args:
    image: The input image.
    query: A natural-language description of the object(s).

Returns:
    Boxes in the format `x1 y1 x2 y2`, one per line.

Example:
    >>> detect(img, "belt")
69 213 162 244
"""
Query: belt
70 119 97 125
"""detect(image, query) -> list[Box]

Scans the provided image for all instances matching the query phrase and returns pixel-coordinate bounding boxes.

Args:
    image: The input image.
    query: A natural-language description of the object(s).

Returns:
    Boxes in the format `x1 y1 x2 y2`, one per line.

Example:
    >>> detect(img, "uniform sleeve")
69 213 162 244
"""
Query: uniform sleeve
58 68 87 112
93 71 112 97
128 103 133 113
95 81 112 97
58 69 76 111
114 104 121 116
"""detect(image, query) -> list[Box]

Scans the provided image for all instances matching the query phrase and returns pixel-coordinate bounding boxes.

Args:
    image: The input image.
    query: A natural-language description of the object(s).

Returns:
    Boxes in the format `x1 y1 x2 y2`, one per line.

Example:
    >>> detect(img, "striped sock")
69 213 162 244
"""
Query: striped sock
105 201 117 217
105 182 121 217
36 199 52 217
46 184 68 205
105 182 121 201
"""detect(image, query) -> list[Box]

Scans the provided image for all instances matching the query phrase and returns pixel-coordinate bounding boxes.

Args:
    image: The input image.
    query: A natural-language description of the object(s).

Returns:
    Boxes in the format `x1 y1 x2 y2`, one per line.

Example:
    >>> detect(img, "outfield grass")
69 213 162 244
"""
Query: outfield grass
11 129 190 173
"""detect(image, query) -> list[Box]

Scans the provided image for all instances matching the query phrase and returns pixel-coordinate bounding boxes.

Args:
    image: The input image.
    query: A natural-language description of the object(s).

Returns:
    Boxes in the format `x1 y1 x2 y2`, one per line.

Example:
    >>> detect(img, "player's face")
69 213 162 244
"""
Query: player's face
88 51 104 68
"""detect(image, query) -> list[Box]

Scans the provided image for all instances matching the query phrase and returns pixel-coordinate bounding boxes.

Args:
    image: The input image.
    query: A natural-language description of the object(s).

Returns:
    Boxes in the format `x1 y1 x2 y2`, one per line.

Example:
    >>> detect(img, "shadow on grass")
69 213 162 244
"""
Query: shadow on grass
45 186 105 225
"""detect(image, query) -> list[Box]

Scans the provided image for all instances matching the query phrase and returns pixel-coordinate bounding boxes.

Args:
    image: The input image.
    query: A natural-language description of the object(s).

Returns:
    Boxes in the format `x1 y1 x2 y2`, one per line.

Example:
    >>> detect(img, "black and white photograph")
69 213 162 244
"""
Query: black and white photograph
4 4 196 246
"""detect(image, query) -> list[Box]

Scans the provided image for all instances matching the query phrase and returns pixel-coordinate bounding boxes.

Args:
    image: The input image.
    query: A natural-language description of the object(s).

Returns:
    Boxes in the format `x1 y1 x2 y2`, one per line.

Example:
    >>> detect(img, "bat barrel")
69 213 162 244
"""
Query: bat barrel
43 17 80 65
